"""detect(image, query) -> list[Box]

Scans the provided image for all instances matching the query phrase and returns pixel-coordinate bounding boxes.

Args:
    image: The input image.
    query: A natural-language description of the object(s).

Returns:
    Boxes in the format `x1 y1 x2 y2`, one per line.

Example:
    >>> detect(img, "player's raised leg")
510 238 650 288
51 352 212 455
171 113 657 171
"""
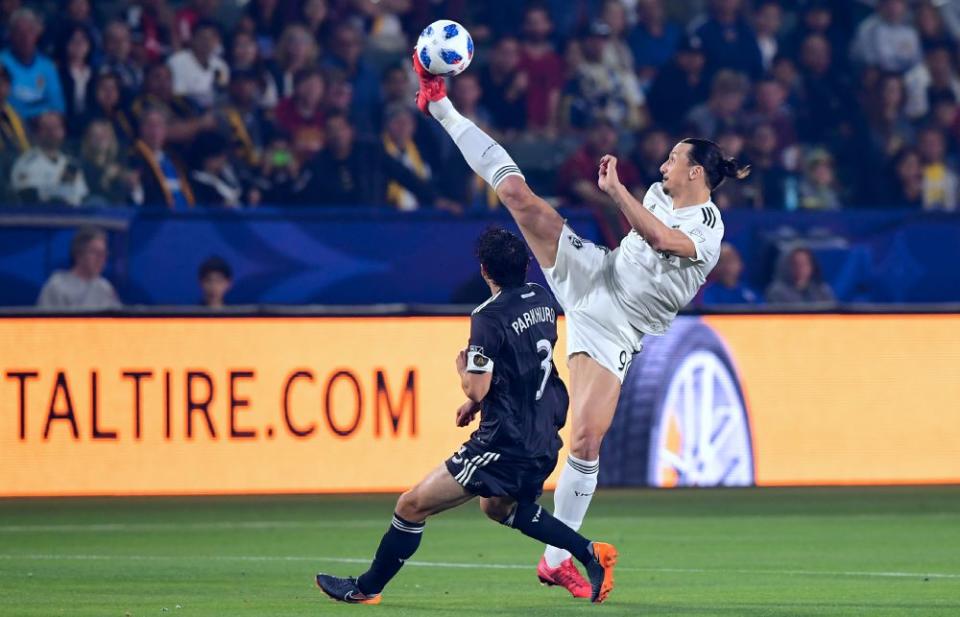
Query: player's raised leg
316 463 473 604
541 353 621 579
413 56 564 268
480 497 618 603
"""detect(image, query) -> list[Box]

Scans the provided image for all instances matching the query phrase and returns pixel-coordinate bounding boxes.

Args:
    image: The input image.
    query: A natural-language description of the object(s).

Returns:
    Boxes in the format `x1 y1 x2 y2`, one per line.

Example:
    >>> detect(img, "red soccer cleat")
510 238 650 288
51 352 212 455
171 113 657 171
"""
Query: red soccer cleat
536 556 591 599
412 51 447 115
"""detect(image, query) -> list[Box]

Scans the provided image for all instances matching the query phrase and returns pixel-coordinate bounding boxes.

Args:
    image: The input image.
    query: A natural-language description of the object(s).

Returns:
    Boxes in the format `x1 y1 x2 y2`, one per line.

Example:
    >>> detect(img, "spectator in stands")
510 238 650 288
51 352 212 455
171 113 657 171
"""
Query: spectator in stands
863 73 914 161
11 112 88 206
240 0 286 57
701 243 759 305
99 21 142 98
440 73 497 210
752 0 783 72
378 64 441 171
129 107 195 209
558 117 640 239
519 4 564 133
628 0 681 86
564 21 645 130
851 0 922 74
78 71 137 144
323 22 381 131
123 0 176 64
131 62 215 145
771 53 803 105
57 26 95 126
743 122 789 209
930 93 960 156
480 36 527 133
80 120 136 206
0 8 64 118
43 0 101 61
229 30 277 109
255 136 300 204
598 0 636 79
917 126 958 211
175 0 221 43
916 0 954 48
219 69 270 173
904 44 960 120
167 20 229 110
299 0 330 43
295 112 446 209
646 35 707 133
198 255 232 309
37 226 121 310
744 77 797 156
765 247 835 305
713 128 756 209
797 33 856 144
875 146 923 207
380 104 437 212
190 131 245 208
275 67 326 164
798 148 842 210
269 24 318 100
785 0 849 70
685 70 749 140
0 65 29 157
630 127 671 190
692 0 764 80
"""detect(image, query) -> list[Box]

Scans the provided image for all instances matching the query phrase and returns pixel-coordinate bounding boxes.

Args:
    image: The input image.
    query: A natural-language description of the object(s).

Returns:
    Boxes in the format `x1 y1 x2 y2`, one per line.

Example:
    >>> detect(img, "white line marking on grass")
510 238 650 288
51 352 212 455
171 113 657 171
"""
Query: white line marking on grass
0 554 957 580
0 520 386 533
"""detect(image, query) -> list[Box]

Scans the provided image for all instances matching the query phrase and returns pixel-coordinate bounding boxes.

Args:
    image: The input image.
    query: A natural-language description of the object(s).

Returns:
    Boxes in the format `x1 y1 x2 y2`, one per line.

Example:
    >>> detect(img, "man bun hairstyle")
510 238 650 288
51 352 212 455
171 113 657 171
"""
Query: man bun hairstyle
476 227 529 289
682 137 752 190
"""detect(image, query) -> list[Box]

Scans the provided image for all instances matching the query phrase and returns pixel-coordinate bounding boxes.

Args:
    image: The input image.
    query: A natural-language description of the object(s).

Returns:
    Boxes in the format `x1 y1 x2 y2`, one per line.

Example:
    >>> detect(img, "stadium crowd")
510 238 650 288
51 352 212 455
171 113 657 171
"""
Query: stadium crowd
2 0 959 214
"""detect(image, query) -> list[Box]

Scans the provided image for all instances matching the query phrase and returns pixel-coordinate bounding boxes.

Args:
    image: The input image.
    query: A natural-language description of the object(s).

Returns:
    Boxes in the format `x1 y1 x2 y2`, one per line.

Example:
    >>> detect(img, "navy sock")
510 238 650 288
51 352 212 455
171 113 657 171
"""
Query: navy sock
503 502 594 567
356 513 425 595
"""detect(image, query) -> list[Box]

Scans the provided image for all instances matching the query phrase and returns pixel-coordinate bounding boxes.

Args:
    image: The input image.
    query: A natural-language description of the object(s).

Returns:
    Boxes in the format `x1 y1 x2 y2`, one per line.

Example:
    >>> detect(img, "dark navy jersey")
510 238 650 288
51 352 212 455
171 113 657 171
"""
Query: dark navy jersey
465 283 569 460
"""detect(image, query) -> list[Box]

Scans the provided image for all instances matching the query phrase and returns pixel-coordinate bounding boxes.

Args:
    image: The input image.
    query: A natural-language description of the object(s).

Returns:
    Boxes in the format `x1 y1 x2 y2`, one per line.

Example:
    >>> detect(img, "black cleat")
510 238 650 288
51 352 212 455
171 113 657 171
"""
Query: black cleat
583 542 618 603
316 573 383 604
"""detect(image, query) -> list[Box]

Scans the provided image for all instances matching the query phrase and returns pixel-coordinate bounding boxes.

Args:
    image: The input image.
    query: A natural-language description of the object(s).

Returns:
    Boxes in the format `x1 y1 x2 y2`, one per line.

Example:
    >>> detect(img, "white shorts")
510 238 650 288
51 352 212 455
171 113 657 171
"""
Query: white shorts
541 225 643 383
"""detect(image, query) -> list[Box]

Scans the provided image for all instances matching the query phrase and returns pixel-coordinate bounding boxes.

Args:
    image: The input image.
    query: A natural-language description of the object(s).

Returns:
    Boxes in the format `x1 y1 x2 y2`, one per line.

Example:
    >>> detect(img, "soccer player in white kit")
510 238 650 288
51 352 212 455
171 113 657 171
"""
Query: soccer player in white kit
414 54 750 597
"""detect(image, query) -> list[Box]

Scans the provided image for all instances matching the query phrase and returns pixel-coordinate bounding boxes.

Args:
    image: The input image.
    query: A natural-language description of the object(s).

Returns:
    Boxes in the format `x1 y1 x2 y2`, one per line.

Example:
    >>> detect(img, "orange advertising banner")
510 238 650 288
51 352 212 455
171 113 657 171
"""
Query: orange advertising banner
0 315 958 496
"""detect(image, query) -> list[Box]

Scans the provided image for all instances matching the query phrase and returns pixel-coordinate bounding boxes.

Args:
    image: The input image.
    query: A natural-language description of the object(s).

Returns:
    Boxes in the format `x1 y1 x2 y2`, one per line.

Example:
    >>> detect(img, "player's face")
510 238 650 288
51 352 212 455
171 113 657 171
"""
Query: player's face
660 142 695 195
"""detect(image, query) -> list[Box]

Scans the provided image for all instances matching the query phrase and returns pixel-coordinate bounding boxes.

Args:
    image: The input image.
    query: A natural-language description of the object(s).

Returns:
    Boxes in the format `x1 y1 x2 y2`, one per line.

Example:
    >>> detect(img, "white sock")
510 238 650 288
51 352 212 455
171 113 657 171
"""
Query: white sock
544 454 599 568
428 97 523 189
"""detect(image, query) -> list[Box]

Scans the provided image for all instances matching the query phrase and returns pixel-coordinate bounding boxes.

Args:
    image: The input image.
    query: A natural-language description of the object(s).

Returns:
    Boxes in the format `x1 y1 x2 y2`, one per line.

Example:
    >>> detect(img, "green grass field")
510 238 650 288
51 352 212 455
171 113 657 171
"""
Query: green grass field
1 487 958 616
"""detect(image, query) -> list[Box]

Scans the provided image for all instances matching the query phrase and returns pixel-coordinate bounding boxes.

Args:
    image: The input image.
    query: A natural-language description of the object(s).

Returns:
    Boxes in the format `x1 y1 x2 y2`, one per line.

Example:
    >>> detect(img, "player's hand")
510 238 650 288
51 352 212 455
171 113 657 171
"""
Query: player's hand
598 154 621 194
456 349 468 374
456 400 480 427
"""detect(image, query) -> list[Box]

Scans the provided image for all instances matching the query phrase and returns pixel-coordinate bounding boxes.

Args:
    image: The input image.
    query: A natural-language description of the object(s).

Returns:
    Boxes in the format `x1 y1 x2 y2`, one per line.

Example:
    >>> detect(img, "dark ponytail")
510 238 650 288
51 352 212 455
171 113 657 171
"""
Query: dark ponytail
682 137 752 190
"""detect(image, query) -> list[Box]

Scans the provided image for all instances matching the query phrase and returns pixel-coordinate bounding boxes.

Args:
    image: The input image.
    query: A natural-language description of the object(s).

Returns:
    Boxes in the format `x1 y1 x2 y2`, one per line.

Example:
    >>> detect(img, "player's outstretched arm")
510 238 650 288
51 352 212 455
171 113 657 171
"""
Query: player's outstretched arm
598 155 696 259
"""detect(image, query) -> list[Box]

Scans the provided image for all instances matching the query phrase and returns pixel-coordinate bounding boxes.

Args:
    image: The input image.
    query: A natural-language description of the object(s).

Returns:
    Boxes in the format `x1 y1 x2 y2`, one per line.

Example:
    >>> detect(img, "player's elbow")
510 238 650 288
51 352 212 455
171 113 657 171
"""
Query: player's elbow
462 383 488 404
645 230 668 252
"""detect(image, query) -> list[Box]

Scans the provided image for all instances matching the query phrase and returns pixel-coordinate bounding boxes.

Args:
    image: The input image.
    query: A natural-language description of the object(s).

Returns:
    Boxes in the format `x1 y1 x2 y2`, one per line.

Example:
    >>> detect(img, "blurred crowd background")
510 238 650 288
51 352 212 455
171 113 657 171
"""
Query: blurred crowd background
2 0 959 309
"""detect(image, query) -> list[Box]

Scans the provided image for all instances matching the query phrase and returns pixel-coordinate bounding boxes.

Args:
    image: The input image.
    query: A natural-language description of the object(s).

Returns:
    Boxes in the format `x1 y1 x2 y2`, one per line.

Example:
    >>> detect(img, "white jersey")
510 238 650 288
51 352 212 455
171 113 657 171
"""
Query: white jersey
608 182 724 335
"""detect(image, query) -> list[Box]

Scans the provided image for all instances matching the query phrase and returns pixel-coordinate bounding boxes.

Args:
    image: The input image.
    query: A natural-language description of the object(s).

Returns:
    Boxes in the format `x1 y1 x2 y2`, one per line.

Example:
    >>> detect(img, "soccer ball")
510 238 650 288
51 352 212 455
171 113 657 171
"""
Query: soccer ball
415 20 474 76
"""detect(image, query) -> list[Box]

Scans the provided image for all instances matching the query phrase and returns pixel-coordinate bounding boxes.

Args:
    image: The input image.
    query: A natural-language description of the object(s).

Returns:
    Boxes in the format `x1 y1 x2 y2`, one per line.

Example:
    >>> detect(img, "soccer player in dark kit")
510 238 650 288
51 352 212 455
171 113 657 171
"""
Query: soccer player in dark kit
316 228 618 605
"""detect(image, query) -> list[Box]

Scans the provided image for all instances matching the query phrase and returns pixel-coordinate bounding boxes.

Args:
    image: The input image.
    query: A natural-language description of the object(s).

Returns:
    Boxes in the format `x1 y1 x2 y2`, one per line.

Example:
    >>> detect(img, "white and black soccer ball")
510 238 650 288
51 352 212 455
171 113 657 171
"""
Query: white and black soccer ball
415 19 474 76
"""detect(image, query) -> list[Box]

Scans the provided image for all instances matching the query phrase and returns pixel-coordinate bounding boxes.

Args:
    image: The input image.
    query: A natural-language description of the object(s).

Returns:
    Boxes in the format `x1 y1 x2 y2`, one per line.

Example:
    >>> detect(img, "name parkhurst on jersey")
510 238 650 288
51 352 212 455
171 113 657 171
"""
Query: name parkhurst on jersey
610 182 724 335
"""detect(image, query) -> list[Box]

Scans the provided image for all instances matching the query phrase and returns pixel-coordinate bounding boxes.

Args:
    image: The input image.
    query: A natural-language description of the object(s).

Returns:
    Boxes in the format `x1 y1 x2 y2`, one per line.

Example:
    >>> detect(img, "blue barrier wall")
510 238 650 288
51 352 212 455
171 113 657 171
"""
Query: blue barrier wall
1 207 958 306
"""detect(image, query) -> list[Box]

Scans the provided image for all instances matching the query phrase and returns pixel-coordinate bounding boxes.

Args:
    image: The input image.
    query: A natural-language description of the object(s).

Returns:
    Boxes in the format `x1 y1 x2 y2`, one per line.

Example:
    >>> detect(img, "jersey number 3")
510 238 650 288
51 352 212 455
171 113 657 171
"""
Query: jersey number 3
535 339 554 401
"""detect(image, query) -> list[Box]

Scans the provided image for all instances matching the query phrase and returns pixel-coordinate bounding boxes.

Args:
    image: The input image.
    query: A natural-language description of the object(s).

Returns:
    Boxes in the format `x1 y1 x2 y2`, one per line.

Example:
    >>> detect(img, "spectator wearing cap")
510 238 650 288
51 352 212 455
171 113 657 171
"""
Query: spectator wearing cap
275 68 326 164
904 43 960 120
37 226 121 310
798 148 842 210
11 112 88 206
198 255 232 309
0 66 30 157
628 0 682 85
480 36 527 133
99 21 142 98
685 70 750 140
851 0 922 74
563 20 645 130
189 131 245 208
701 243 760 305
691 0 764 80
131 62 216 145
518 5 564 133
129 107 195 209
0 8 65 118
219 69 271 172
167 20 229 110
78 71 137 145
558 117 641 240
646 35 708 133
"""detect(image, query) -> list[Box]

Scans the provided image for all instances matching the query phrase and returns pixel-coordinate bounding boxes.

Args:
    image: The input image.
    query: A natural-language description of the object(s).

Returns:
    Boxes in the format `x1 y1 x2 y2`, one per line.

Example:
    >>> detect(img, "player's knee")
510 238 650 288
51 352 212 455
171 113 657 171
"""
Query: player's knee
395 489 427 523
480 498 514 523
570 430 604 461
